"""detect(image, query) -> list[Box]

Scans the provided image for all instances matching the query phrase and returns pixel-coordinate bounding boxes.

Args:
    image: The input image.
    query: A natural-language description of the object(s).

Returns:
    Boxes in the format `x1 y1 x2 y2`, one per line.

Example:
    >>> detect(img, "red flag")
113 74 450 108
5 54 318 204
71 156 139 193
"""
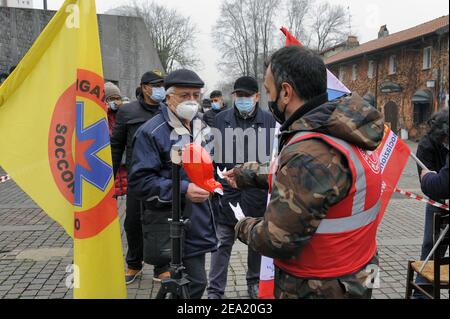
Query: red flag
281 27 303 47
280 27 302 46
375 126 412 222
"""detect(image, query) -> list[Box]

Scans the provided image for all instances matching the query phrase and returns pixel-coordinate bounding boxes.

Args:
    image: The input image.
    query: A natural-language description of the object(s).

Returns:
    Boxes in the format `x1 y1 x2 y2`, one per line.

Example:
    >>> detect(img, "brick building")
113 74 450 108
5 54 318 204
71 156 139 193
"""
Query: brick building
324 16 449 140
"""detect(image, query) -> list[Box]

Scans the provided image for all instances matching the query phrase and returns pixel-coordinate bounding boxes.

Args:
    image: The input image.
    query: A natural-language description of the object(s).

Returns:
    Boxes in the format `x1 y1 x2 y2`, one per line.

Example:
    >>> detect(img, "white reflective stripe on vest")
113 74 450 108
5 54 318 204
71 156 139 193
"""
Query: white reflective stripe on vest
316 200 381 234
318 135 367 216
287 132 381 234
288 132 367 215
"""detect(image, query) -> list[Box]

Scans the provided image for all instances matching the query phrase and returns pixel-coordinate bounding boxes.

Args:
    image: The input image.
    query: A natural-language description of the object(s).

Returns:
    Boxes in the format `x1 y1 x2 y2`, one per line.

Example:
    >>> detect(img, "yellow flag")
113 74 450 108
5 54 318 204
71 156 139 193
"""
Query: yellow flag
0 0 127 299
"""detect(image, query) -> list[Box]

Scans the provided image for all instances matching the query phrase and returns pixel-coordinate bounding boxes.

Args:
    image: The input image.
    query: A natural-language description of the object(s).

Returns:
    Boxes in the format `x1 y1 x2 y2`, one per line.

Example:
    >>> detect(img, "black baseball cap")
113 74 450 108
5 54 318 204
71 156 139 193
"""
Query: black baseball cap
141 70 164 85
210 90 223 99
232 76 259 94
164 69 205 90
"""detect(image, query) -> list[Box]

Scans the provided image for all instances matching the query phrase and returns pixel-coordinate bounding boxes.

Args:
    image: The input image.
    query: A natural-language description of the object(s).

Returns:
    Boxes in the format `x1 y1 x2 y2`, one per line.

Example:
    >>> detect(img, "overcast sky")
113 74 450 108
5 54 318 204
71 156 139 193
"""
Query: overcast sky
36 0 449 91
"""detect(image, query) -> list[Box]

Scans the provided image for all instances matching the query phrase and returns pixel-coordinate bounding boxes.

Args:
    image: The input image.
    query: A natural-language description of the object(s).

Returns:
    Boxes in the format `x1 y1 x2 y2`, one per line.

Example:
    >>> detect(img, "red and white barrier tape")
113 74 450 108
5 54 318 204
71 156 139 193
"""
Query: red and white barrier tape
395 188 449 211
2 174 448 210
0 175 11 184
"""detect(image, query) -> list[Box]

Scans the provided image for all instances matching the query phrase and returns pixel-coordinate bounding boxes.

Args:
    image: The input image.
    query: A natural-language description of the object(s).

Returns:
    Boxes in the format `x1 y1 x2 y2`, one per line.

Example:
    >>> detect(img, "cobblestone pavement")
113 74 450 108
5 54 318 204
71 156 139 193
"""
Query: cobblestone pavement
0 142 448 299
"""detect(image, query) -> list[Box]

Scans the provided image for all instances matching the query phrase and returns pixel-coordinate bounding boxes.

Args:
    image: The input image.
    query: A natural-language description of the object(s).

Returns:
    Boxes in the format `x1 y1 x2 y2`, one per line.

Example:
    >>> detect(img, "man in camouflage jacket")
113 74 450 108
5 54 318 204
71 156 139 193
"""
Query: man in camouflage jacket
225 46 385 299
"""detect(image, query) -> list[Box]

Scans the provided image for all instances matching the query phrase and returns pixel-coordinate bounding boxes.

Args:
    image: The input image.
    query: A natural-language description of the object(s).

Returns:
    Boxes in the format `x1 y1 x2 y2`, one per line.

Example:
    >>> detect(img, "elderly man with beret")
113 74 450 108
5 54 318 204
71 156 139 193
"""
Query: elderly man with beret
128 69 218 299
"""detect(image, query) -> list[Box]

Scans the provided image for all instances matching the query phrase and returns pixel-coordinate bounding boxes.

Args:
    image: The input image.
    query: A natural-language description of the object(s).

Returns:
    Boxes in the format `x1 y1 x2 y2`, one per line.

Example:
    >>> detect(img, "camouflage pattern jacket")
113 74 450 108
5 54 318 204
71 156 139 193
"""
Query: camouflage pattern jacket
235 93 384 267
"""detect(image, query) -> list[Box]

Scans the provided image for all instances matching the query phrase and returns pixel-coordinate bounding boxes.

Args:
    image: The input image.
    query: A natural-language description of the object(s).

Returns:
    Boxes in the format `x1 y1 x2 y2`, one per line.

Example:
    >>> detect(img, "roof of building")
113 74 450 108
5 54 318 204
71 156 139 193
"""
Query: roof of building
325 15 449 65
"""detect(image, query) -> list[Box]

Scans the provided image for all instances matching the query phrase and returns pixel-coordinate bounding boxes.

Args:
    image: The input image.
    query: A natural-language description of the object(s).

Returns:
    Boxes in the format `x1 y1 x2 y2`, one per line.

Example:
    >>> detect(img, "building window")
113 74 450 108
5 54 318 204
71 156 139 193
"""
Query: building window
423 46 432 70
389 55 397 75
352 64 357 81
368 60 375 79
339 66 345 82
414 103 432 125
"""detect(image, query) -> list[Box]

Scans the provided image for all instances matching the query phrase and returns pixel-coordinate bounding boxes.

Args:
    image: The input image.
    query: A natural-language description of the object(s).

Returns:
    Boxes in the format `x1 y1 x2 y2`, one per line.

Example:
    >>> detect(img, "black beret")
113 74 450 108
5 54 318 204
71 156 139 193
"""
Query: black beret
141 71 164 85
232 76 259 94
165 69 205 90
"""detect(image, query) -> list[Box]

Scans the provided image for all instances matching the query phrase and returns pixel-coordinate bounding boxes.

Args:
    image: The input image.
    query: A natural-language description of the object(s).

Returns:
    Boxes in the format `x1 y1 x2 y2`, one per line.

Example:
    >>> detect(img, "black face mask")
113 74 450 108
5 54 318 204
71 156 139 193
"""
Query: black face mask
268 91 287 124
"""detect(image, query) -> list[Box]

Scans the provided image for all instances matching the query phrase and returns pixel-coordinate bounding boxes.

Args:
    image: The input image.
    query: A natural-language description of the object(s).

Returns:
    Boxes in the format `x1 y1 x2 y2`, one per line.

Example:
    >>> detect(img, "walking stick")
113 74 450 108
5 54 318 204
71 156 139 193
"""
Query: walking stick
419 225 449 273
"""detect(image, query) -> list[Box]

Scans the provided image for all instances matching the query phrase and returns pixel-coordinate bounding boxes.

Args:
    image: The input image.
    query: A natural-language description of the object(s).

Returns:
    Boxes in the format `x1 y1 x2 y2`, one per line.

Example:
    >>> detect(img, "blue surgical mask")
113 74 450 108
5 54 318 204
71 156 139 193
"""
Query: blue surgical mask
151 87 166 103
108 101 118 111
212 102 222 111
235 97 255 114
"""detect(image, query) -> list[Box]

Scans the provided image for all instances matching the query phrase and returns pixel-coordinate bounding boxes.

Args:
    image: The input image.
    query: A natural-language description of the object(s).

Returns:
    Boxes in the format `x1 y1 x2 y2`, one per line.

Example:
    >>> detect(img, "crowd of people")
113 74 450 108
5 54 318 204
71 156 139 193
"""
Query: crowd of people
103 45 449 300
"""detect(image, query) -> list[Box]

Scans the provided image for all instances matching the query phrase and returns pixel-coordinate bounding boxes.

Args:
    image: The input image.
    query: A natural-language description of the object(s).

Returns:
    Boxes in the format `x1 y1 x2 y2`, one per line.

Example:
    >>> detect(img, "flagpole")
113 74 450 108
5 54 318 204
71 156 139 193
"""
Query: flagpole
410 153 429 171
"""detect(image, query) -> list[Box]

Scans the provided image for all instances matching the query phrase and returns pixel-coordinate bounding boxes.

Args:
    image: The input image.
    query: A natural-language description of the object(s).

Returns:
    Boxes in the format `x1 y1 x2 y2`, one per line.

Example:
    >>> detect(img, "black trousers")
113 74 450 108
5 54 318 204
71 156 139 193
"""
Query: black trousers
184 254 208 299
124 195 144 270
207 223 261 298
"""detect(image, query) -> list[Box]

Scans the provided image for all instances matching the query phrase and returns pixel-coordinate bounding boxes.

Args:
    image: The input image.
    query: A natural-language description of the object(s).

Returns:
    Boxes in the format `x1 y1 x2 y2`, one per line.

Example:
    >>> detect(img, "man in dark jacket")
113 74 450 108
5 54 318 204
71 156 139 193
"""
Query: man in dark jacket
421 155 449 200
207 77 275 299
203 90 227 128
414 108 449 298
128 69 218 299
110 70 166 284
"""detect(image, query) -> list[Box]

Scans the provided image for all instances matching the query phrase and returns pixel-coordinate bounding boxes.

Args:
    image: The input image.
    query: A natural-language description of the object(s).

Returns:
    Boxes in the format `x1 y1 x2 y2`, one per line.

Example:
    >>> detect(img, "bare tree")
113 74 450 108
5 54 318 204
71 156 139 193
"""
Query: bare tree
310 2 348 52
214 0 279 82
214 1 251 78
257 0 280 77
285 0 314 47
108 0 199 72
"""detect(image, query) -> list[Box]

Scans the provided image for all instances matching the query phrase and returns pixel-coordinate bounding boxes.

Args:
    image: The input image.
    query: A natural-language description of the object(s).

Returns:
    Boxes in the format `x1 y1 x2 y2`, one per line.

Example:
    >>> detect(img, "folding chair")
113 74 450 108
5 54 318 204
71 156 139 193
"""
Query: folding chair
406 213 449 299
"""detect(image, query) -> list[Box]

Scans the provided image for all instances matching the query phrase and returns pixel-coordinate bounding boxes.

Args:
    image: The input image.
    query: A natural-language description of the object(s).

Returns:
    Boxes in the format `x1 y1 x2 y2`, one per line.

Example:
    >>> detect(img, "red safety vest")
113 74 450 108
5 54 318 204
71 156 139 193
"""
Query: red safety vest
272 132 382 279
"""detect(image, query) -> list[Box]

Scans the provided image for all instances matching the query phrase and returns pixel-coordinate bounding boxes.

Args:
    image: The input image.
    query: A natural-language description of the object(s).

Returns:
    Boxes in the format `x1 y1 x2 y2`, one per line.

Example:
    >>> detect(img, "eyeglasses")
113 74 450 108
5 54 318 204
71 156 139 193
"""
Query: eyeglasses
171 92 202 101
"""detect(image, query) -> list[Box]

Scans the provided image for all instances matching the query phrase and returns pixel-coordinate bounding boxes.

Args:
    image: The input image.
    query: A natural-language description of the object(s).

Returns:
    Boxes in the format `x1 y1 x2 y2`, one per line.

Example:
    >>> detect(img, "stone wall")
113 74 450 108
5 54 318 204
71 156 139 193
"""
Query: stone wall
0 7 164 99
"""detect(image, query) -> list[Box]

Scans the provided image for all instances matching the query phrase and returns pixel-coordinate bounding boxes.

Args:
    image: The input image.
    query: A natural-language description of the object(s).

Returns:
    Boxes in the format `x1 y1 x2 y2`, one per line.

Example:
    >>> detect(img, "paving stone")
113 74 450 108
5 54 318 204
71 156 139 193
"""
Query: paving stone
0 144 441 300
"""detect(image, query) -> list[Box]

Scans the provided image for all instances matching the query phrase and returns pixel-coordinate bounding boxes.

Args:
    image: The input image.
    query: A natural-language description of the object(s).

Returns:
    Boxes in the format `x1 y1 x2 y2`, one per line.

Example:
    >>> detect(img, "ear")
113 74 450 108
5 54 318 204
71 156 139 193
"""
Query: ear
280 82 293 105
255 92 261 102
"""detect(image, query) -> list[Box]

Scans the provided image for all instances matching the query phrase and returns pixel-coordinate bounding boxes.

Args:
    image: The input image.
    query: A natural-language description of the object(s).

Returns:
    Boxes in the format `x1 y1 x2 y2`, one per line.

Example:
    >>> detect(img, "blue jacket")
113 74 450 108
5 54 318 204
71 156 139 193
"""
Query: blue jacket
128 105 218 258
213 105 276 226
421 155 449 200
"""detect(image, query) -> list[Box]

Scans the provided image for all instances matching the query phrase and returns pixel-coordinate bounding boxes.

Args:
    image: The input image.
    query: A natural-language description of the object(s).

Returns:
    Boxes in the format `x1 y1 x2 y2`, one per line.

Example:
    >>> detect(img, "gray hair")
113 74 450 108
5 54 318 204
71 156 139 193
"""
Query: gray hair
166 86 176 96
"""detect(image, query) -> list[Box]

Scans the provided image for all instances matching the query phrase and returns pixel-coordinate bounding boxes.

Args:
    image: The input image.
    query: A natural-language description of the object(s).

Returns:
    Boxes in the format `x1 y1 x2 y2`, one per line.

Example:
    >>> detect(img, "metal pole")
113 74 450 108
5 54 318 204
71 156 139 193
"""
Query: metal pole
43 0 47 10
171 160 182 273
410 153 429 171
170 146 184 280
419 225 449 273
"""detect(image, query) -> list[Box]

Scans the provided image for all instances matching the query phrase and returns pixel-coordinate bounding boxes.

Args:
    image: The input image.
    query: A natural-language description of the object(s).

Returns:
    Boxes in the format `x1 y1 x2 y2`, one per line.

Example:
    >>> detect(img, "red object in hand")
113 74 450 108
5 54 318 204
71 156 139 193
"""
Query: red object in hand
182 143 224 195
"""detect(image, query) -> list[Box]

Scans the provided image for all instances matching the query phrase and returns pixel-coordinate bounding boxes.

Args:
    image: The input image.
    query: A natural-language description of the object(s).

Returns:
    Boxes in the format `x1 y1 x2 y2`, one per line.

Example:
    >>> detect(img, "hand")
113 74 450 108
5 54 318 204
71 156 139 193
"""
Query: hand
223 169 238 189
186 183 210 203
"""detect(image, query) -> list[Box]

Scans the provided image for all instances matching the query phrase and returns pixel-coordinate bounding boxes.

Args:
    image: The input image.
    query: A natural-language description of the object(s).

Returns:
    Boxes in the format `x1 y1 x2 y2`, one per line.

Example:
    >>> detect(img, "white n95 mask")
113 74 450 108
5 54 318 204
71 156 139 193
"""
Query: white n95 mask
176 101 199 122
